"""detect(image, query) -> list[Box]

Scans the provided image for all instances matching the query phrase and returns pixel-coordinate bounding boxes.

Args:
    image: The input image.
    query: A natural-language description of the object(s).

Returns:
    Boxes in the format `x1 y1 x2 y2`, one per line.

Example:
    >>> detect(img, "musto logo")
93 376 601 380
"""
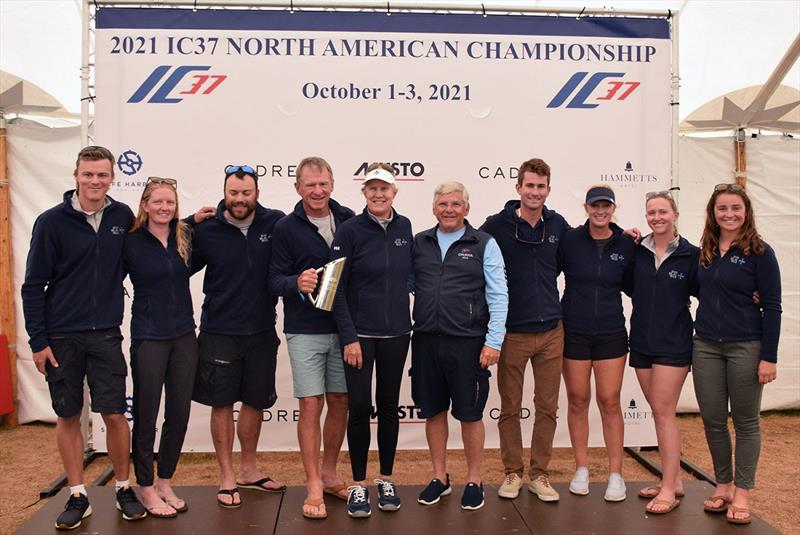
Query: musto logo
547 72 640 109
128 65 227 104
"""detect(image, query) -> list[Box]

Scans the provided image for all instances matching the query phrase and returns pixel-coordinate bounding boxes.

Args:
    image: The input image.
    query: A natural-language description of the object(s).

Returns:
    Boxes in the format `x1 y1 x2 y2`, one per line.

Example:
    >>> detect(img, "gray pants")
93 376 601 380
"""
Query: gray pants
692 336 763 489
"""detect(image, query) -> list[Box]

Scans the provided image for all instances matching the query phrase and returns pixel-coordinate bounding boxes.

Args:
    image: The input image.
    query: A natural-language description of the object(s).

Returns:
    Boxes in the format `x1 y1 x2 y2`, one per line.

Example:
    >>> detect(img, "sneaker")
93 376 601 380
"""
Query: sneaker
55 493 92 530
497 473 523 499
417 473 452 505
347 485 371 518
604 473 626 502
528 474 560 502
375 479 401 511
569 467 590 496
460 482 485 511
115 486 147 520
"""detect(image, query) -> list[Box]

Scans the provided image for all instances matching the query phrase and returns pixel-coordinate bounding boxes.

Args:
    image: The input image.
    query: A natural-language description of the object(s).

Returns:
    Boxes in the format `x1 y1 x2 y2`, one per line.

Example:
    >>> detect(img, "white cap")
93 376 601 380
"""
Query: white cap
364 168 396 185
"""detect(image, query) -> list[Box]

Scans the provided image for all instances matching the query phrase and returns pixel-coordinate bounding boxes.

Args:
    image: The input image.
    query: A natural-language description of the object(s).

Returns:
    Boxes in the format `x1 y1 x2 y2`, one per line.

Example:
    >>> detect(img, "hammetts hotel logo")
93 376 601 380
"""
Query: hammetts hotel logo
600 161 658 187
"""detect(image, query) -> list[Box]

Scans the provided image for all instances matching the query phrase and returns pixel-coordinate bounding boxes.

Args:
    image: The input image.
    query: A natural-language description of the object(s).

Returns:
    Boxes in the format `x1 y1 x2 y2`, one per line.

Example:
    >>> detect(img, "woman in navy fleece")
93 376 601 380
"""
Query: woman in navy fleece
558 185 635 502
693 183 781 525
330 163 413 518
628 191 698 514
124 177 197 518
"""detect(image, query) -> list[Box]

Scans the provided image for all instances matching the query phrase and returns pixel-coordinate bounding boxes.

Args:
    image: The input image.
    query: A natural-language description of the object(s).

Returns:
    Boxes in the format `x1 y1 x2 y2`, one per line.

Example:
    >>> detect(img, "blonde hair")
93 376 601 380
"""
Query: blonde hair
131 182 191 265
645 192 679 236
433 181 470 205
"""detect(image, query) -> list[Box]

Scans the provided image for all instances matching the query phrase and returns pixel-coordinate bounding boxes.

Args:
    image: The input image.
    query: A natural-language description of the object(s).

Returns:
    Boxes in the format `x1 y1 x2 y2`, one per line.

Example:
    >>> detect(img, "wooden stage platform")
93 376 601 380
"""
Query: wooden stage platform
14 481 781 534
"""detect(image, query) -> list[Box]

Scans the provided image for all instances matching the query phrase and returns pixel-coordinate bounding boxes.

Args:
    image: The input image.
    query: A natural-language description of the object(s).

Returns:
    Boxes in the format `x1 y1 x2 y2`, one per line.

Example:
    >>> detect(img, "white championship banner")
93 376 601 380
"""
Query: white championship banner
93 7 673 451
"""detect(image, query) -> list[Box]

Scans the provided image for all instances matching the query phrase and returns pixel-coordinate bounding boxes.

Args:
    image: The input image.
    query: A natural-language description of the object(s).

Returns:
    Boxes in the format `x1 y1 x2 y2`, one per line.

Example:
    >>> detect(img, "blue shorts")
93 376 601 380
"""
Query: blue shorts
286 333 347 398
410 333 489 422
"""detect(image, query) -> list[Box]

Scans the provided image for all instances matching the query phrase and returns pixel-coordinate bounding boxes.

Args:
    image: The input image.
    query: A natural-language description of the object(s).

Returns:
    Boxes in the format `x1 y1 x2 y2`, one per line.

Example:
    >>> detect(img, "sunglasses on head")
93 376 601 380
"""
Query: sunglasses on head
714 183 745 193
225 165 256 176
146 176 177 187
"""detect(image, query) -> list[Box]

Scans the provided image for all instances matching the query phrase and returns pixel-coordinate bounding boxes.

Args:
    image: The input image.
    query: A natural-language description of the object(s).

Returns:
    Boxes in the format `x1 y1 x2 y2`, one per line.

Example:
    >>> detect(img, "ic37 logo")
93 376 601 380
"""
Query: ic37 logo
128 65 227 104
547 72 640 109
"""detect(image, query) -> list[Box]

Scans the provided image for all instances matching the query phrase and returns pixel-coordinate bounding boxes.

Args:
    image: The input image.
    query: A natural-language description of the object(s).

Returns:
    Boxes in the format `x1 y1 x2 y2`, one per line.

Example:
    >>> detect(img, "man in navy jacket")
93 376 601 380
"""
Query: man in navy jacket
480 158 570 503
22 146 146 529
190 166 287 507
268 156 354 519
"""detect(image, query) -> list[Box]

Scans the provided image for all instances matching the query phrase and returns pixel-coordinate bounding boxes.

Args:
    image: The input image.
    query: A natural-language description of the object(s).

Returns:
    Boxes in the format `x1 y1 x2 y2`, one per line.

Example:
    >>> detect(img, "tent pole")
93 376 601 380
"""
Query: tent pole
0 115 18 428
735 128 747 187
81 0 91 146
670 9 681 205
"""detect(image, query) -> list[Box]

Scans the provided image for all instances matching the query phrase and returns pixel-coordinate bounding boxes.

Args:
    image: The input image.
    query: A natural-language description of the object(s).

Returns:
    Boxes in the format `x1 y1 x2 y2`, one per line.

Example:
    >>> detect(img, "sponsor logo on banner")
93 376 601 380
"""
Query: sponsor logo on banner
128 65 227 104
117 149 143 176
478 166 518 180
598 160 659 188
623 397 651 425
352 162 426 181
234 403 427 424
547 72 641 109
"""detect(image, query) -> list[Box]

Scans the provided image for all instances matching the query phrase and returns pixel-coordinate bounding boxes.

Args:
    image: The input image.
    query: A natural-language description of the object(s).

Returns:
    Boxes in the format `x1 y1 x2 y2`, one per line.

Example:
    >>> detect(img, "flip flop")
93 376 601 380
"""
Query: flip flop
727 504 752 525
144 503 178 519
160 497 188 513
703 494 731 513
217 488 242 509
637 485 685 499
237 477 287 493
302 498 327 519
646 498 681 515
323 484 349 501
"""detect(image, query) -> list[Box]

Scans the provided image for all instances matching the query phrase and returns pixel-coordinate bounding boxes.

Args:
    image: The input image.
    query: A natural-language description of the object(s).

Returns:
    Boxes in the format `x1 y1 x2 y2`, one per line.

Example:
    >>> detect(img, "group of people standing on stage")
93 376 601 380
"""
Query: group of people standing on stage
22 147 781 530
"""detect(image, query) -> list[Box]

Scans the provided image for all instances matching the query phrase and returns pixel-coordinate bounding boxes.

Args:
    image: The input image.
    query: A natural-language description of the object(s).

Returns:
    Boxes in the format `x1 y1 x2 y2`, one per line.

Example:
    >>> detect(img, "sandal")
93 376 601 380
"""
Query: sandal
158 493 188 513
703 494 731 513
637 485 685 499
237 477 287 493
302 498 327 519
323 484 349 501
217 488 242 509
727 504 752 525
144 502 178 519
646 498 681 515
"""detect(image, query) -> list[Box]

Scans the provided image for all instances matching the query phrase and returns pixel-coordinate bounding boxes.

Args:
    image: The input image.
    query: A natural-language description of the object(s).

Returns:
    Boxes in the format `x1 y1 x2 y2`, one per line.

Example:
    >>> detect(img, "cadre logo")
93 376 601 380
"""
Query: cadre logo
547 72 641 109
128 65 227 104
352 162 425 182
479 166 518 180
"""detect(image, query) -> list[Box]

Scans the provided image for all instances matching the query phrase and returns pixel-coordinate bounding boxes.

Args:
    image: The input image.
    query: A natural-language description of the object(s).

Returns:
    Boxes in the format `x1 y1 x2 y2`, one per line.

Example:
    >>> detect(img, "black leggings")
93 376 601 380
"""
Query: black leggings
344 335 410 481
131 332 198 486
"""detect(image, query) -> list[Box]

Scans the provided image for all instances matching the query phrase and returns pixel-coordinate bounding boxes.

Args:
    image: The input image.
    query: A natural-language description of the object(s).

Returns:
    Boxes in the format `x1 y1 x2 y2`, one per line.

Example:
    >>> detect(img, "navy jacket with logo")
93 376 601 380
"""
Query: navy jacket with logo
627 236 699 359
695 243 782 362
22 190 134 353
268 199 355 334
191 201 285 335
412 222 492 338
558 221 635 336
480 201 570 333
124 221 195 341
330 208 414 345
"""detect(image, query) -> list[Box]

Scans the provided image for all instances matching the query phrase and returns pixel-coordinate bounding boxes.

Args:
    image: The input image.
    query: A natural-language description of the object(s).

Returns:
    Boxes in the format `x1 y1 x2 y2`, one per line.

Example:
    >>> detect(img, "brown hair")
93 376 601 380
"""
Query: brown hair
700 185 764 267
73 145 115 177
517 158 551 186
296 156 333 184
130 182 191 265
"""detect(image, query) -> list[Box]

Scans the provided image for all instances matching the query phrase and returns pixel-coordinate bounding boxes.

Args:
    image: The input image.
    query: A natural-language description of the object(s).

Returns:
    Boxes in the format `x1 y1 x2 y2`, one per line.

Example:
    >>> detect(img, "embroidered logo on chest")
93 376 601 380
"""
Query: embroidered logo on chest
109 225 126 235
259 233 271 243
457 247 474 260
610 253 624 262
730 255 746 266
394 238 409 247
668 270 685 280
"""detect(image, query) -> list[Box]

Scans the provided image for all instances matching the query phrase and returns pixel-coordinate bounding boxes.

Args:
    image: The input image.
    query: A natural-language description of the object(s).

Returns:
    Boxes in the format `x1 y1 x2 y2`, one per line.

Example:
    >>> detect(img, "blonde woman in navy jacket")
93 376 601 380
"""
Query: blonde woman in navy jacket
693 183 781 525
626 191 698 515
330 163 413 518
558 185 635 502
123 177 197 518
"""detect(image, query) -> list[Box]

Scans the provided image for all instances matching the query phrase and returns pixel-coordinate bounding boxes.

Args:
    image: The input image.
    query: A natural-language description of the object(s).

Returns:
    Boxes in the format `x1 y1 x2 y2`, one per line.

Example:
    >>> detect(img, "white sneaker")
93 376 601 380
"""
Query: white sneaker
604 472 626 502
497 473 523 499
528 475 560 502
569 467 590 496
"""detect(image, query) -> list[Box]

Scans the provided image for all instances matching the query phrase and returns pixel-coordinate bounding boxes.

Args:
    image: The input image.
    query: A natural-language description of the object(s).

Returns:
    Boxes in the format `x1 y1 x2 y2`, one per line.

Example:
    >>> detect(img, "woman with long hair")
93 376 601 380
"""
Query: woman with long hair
558 185 635 502
628 191 699 514
124 177 198 518
693 183 781 525
330 163 414 518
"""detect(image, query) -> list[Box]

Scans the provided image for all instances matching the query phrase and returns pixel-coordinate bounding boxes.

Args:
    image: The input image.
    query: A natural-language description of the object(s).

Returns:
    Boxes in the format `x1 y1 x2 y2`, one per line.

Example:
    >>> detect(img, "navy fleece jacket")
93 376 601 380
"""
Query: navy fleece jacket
22 190 134 352
268 199 355 334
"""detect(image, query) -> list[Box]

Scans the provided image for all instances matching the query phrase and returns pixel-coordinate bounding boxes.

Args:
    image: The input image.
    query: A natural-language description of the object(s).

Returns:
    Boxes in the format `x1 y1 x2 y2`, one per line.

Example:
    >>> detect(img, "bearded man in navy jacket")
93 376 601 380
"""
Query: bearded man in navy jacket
22 146 146 529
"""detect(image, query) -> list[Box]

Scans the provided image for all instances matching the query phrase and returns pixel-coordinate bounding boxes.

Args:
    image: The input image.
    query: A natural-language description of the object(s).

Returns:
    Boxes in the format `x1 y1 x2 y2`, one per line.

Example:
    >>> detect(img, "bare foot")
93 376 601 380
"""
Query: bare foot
156 480 186 511
704 482 733 510
139 486 177 517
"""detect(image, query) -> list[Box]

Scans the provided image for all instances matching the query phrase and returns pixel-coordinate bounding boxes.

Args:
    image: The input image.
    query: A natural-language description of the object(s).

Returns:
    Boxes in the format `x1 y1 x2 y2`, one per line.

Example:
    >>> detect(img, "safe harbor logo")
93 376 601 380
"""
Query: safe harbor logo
547 72 640 109
128 65 227 104
623 398 652 426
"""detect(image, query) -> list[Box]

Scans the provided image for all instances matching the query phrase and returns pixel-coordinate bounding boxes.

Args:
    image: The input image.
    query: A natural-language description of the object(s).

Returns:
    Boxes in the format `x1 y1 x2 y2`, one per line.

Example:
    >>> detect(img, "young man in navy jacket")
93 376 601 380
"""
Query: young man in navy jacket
21 146 146 529
268 156 355 519
480 158 570 502
190 166 287 508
